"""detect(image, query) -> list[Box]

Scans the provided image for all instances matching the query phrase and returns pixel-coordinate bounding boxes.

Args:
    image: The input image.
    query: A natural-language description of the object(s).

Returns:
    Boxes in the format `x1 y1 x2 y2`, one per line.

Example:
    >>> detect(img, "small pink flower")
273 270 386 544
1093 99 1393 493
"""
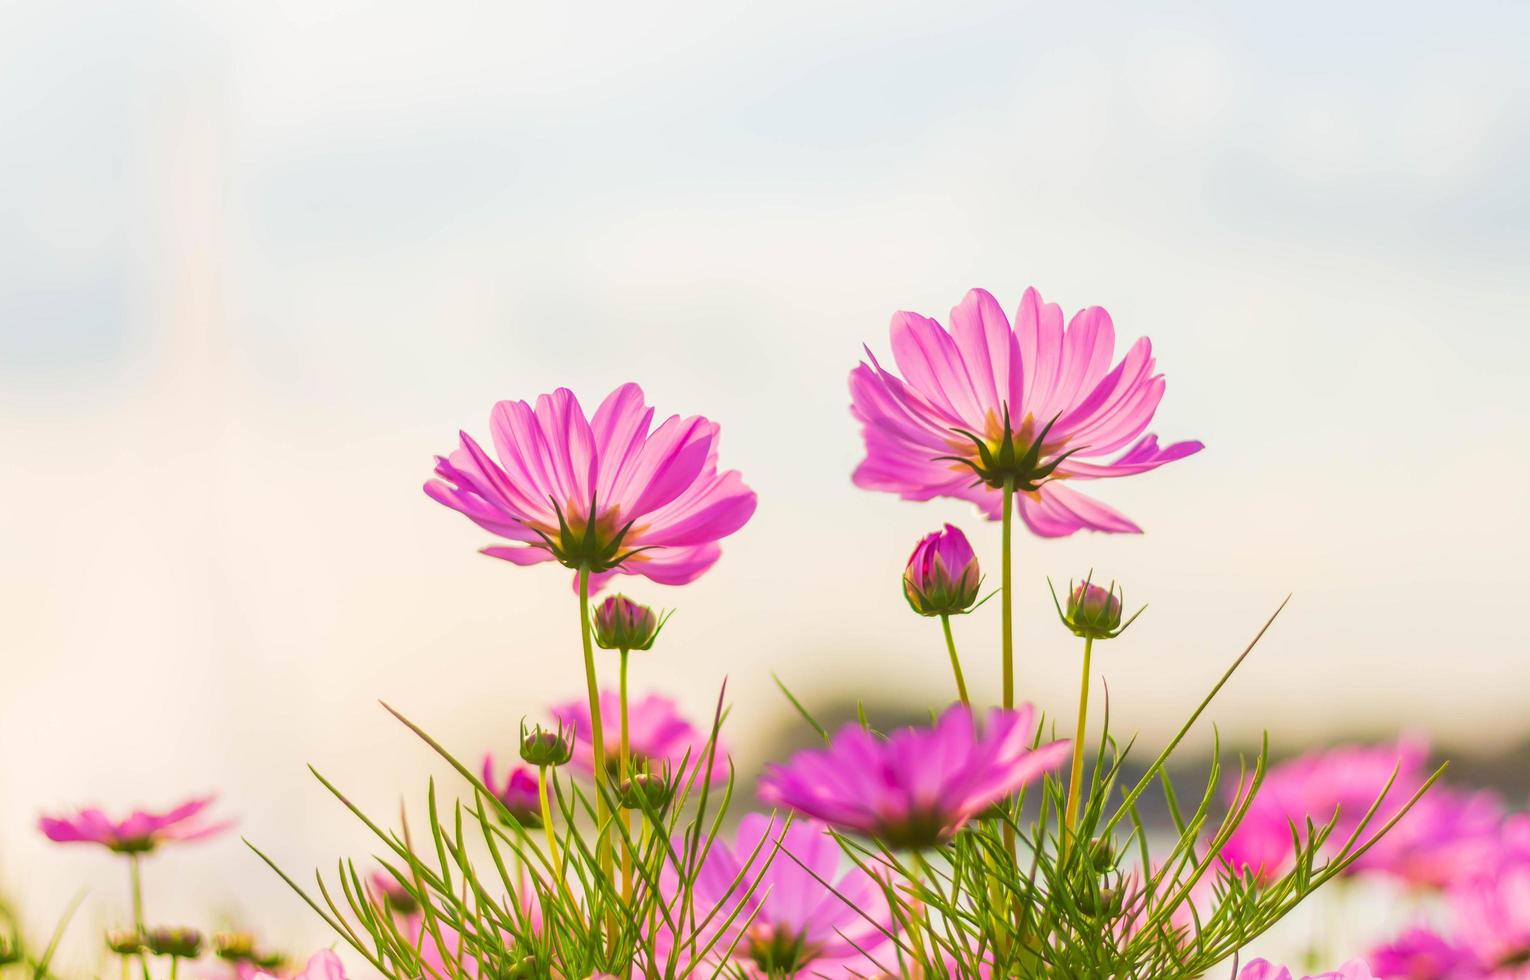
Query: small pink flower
253 950 347 980
850 286 1202 536
1368 927 1483 980
481 755 544 827
758 703 1069 849
38 796 231 853
666 814 894 978
551 692 728 787
425 383 756 594
1238 958 1377 980
903 524 981 616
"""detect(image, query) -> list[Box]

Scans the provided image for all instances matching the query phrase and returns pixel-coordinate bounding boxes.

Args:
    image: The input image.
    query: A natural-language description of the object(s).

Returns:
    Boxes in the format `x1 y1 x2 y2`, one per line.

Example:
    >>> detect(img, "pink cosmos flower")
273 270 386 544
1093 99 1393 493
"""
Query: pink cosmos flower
481 755 543 827
1350 786 1505 889
1238 959 1377 980
253 951 347 980
1217 739 1429 883
425 383 756 593
1368 927 1484 980
38 796 231 853
552 692 728 787
849 286 1202 535
664 814 894 978
758 703 1069 849
1449 858 1530 976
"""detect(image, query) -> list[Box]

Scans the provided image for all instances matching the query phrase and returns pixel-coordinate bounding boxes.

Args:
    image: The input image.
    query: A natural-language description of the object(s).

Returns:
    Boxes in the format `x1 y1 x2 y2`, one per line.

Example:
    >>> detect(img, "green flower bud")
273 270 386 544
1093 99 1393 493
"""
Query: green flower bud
592 595 663 651
618 771 675 812
144 926 203 959
105 929 142 956
520 721 574 768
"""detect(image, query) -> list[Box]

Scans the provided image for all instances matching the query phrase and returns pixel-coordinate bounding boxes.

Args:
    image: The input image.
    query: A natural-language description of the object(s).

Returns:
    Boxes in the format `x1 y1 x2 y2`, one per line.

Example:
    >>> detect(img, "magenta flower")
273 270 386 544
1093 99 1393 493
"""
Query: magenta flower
758 703 1068 849
253 950 347 980
1217 739 1429 882
903 523 981 616
1449 857 1530 974
425 383 756 593
849 286 1202 535
38 796 231 853
1350 786 1505 889
1238 959 1377 980
481 755 543 827
552 692 728 787
668 814 893 977
1368 927 1484 980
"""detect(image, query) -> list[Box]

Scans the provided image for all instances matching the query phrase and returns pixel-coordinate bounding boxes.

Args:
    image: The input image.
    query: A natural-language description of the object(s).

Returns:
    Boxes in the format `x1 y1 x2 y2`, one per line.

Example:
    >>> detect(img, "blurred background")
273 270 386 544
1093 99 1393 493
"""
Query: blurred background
3 0 1528 967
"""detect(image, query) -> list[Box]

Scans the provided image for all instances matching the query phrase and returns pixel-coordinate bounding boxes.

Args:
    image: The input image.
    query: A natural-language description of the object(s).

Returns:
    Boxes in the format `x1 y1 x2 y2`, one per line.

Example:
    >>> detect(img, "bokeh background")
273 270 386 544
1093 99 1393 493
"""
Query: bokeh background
3 0 1528 968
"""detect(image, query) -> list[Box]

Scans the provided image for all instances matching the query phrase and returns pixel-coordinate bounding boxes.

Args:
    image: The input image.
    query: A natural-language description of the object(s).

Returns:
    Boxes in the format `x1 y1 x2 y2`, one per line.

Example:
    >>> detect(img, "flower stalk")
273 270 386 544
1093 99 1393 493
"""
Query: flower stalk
940 614 969 706
1063 635 1094 850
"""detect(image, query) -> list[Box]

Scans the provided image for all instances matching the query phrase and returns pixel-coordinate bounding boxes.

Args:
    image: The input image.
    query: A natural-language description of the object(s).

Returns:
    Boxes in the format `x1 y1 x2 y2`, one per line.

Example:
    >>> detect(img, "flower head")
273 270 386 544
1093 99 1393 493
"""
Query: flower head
592 594 663 651
519 720 575 768
1238 959 1377 980
1368 927 1483 980
903 524 981 617
1217 739 1430 883
481 755 543 827
253 951 348 980
1350 786 1504 889
1053 576 1138 640
369 870 420 916
759 704 1068 849
38 796 231 854
850 286 1202 535
425 383 756 593
144 927 203 959
552 692 728 787
663 815 893 978
1449 857 1530 974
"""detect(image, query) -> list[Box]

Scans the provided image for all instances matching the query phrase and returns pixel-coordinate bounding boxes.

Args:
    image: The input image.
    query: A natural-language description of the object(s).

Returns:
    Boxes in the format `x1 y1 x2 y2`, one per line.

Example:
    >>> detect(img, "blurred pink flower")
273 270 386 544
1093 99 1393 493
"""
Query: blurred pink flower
1450 858 1530 976
664 814 894 978
425 383 755 593
1368 926 1484 980
1351 786 1505 889
552 691 728 787
758 703 1068 849
38 796 231 853
481 755 543 827
1217 739 1430 882
849 286 1201 535
1238 958 1377 980
253 951 346 980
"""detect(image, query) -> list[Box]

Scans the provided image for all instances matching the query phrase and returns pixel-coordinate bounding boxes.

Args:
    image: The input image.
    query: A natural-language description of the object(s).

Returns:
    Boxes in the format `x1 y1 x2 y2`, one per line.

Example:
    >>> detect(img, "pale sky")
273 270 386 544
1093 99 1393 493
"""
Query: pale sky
3 0 1528 966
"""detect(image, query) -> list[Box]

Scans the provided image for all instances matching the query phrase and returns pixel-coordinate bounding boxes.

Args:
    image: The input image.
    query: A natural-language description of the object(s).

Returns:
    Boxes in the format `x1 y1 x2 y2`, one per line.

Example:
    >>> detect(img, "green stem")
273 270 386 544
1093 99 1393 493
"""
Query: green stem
1063 636 1094 848
576 567 615 942
1001 477 1015 709
127 855 149 980
619 647 633 906
128 855 144 931
939 614 970 706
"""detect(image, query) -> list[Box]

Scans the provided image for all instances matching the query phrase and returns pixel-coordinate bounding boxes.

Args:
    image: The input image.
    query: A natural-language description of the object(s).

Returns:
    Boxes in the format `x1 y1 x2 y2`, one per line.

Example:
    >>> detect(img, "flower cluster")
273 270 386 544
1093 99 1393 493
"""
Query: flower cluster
31 284 1502 980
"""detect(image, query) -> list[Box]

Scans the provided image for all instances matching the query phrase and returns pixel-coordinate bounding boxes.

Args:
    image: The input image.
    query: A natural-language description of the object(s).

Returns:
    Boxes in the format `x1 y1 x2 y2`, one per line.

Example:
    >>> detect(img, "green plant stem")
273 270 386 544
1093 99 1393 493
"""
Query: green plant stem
127 855 150 980
619 647 633 906
939 614 970 706
576 566 615 942
1063 636 1094 851
537 766 563 878
1000 476 1015 709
